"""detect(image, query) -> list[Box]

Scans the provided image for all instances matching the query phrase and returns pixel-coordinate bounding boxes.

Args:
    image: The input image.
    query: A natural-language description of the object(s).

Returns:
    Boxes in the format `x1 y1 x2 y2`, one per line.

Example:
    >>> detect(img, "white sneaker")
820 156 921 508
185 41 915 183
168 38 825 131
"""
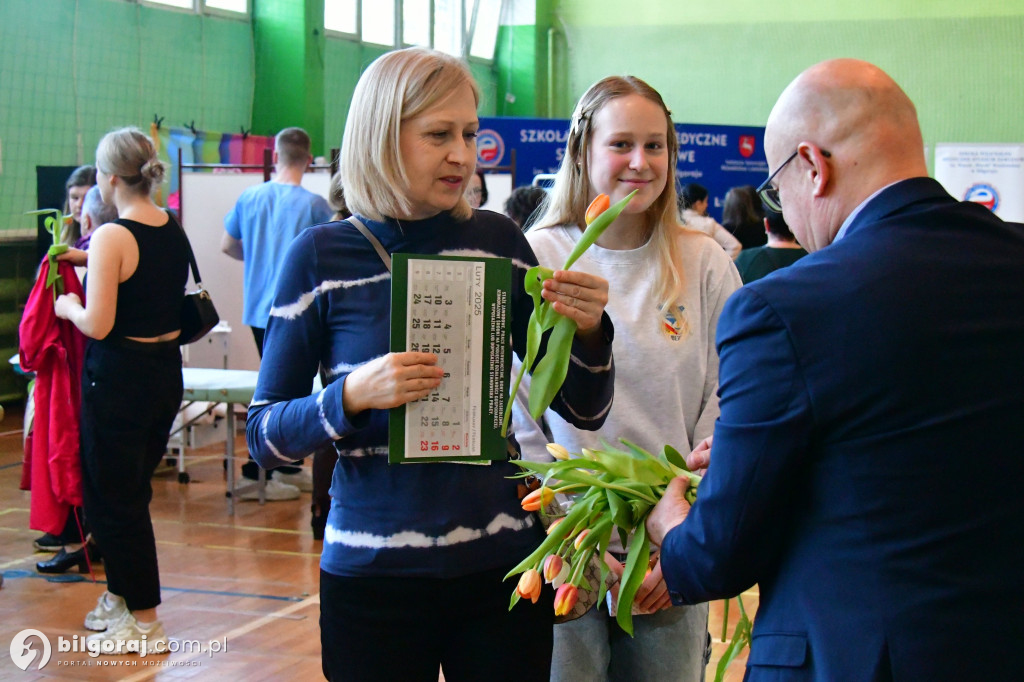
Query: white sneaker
235 478 300 501
86 612 169 656
274 468 313 492
84 591 128 631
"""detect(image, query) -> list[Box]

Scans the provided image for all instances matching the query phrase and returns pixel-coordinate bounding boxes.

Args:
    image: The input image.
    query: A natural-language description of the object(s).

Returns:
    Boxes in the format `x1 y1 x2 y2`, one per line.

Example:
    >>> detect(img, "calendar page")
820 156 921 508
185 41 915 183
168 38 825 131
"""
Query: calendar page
388 254 512 464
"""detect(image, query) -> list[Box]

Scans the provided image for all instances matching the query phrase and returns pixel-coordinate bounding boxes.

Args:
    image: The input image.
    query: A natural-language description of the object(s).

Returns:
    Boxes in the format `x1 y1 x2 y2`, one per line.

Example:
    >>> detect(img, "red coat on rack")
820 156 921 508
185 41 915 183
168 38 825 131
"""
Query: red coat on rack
19 259 86 535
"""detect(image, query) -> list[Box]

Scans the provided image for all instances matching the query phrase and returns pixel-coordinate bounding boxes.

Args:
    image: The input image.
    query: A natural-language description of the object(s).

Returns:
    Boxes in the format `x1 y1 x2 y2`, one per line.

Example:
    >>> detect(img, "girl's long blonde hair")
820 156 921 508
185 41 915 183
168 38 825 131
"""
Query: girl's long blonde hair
532 76 686 311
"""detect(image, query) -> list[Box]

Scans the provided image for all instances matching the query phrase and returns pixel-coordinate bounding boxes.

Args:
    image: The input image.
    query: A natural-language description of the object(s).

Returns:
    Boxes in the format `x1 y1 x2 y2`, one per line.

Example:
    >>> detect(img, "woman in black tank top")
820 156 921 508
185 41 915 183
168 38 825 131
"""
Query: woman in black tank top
55 127 189 656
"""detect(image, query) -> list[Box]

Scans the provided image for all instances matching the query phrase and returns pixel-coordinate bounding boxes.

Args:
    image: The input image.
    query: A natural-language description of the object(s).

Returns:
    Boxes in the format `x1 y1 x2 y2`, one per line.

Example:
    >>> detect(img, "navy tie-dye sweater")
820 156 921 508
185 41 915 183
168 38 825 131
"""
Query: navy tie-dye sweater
246 209 614 578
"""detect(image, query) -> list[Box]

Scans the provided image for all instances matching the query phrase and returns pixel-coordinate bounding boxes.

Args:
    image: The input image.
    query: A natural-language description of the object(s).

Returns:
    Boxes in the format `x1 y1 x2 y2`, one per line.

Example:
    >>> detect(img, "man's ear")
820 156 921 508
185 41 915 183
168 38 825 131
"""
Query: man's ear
798 142 831 199
763 217 770 234
81 214 92 236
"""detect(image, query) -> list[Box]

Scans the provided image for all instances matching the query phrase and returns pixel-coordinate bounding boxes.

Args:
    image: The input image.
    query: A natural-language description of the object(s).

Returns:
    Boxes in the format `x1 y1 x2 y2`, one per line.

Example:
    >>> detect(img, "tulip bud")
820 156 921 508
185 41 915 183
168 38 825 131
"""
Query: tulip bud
516 569 543 604
573 529 590 551
552 560 570 588
521 486 555 512
542 554 563 584
553 584 579 617
546 443 570 461
545 517 564 535
581 448 598 461
585 194 611 225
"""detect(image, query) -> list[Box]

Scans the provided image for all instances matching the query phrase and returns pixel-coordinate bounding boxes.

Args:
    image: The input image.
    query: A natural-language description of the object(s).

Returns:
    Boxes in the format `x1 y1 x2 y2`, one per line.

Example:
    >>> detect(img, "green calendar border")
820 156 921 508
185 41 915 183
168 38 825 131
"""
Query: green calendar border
388 253 512 464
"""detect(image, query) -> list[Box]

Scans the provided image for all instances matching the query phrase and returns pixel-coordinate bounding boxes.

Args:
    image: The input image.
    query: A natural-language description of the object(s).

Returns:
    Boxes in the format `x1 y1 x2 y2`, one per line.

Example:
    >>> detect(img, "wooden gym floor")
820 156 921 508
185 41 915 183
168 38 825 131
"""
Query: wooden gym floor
0 401 754 681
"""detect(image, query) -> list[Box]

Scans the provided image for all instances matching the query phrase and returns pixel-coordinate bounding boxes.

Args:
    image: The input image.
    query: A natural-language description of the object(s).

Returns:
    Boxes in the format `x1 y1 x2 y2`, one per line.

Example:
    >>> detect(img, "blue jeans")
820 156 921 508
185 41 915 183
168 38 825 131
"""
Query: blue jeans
551 602 710 682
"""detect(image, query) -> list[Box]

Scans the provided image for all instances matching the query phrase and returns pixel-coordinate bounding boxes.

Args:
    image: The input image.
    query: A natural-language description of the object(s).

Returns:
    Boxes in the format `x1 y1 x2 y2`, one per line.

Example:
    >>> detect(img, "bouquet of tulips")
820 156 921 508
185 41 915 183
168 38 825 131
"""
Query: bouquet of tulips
505 439 700 636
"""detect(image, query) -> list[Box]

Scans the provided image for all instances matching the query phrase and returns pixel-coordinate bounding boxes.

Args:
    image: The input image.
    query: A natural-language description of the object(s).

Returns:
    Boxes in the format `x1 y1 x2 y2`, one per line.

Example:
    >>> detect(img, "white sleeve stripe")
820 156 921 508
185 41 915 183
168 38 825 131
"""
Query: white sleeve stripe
270 272 391 320
259 408 294 463
334 445 388 459
560 392 613 423
569 352 613 373
317 389 341 440
325 356 377 379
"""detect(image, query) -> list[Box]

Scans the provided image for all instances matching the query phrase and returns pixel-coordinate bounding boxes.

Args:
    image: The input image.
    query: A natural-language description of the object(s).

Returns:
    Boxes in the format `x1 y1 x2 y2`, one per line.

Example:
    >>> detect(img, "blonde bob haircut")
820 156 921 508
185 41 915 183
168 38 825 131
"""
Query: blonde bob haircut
532 76 687 312
341 47 480 222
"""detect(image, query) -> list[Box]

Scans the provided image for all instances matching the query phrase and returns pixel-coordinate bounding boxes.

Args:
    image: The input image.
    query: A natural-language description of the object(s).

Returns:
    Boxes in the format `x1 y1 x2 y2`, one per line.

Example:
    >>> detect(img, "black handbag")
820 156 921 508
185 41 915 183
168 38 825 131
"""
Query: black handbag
179 223 219 345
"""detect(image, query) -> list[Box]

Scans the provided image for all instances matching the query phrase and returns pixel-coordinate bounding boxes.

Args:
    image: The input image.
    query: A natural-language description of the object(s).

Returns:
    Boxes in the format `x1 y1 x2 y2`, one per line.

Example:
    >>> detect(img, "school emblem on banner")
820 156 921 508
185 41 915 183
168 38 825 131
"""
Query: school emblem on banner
661 305 691 342
476 129 505 167
739 135 756 158
964 183 999 211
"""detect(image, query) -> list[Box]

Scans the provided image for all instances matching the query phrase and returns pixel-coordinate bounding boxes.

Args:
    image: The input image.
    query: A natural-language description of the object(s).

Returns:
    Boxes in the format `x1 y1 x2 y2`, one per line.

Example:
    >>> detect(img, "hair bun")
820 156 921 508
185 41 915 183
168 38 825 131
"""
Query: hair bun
140 158 167 184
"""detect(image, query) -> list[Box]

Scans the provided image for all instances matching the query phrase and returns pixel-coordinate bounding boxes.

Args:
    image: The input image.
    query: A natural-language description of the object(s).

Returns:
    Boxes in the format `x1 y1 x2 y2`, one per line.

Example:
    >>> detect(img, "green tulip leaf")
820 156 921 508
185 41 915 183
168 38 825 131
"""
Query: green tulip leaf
614 522 650 636
663 444 689 472
528 315 577 419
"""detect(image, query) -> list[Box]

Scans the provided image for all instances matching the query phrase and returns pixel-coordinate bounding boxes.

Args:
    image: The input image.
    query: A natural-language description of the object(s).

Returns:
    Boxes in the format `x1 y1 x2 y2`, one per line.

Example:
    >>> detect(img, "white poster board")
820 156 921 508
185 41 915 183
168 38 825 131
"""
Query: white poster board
479 172 513 215
180 170 332 370
934 143 1024 222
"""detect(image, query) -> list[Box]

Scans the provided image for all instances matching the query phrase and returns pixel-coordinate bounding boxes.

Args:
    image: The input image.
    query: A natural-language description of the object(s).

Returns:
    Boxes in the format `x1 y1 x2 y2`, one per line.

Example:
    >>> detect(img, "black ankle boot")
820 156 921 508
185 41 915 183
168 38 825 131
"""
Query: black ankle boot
37 547 87 573
36 543 100 574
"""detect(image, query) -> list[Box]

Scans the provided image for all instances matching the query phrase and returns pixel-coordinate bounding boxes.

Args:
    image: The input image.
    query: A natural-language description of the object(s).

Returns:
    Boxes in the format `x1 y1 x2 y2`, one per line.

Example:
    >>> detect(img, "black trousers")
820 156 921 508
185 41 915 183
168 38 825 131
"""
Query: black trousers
80 338 182 611
56 506 88 544
320 565 554 682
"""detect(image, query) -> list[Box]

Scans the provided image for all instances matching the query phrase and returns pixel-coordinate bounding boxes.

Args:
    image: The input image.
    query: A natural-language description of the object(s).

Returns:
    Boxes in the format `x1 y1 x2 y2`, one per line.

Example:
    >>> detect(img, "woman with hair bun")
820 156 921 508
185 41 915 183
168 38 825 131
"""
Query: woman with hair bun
55 126 189 655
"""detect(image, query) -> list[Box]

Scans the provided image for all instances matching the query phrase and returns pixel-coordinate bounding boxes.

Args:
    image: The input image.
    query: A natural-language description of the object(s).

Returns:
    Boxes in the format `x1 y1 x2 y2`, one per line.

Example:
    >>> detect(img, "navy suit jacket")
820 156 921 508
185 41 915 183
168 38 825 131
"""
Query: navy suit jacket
661 178 1024 681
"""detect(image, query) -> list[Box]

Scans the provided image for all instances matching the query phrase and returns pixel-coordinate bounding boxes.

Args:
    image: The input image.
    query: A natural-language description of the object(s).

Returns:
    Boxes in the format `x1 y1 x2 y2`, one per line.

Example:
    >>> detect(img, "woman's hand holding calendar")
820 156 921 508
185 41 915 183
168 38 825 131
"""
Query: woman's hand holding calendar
342 352 444 415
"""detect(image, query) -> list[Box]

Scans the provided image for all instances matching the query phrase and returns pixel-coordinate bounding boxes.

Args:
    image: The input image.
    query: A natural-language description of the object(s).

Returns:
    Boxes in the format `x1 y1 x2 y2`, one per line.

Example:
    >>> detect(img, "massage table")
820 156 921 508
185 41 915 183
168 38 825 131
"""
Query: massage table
178 367 263 514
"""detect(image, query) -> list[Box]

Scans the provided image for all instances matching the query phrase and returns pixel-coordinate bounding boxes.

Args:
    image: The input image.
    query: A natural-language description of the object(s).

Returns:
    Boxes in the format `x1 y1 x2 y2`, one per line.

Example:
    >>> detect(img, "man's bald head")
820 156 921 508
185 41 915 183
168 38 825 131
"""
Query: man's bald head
763 59 928 251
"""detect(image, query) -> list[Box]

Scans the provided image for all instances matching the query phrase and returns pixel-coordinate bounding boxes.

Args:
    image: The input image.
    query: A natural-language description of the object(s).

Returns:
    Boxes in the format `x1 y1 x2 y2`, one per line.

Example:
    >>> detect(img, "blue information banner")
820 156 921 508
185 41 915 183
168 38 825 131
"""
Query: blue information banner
477 117 768 221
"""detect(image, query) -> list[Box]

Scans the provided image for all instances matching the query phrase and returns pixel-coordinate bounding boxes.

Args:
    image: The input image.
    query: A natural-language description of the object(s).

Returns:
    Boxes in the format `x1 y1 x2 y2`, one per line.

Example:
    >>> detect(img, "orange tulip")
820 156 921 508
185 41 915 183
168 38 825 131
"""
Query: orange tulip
554 584 579 617
585 194 611 225
545 517 564 535
521 486 555 512
542 554 564 583
573 529 590 550
516 569 543 604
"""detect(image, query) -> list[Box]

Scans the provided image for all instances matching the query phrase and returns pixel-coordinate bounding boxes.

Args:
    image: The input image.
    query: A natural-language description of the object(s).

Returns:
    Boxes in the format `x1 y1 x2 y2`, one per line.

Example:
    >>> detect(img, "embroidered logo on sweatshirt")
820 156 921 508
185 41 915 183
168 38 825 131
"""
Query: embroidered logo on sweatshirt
661 305 690 342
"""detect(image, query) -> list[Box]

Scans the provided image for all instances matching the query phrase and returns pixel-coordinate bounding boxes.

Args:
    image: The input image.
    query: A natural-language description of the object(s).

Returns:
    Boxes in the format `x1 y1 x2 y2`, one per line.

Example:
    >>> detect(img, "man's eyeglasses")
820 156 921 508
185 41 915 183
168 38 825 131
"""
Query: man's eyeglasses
756 149 831 212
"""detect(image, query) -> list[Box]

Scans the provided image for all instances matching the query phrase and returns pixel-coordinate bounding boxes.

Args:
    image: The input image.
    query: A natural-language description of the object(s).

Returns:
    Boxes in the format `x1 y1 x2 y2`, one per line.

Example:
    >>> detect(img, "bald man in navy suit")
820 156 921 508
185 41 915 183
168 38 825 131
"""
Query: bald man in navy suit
648 59 1024 681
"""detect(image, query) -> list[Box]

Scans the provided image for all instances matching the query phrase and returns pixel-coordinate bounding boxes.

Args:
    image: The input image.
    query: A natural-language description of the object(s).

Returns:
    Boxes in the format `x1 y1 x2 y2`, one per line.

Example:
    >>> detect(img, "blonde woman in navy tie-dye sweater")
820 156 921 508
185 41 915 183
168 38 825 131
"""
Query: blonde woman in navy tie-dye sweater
246 48 615 682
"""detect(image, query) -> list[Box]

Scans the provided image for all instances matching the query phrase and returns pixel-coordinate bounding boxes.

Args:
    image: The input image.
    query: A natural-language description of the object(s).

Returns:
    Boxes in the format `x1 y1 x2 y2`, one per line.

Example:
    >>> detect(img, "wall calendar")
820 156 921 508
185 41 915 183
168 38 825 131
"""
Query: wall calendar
388 254 512 464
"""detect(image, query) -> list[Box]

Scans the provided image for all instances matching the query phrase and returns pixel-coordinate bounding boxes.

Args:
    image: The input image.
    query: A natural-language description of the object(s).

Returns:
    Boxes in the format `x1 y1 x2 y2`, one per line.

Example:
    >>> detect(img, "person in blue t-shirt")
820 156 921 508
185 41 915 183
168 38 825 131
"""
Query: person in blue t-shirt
221 127 332 497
